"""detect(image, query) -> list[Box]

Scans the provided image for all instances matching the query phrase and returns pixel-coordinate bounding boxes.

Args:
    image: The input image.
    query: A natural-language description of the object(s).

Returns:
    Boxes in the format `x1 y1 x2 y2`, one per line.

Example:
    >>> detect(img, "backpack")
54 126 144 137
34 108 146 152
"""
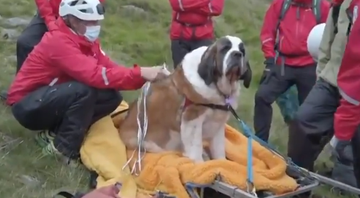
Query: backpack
346 4 356 36
278 0 322 24
274 0 322 54
53 191 85 198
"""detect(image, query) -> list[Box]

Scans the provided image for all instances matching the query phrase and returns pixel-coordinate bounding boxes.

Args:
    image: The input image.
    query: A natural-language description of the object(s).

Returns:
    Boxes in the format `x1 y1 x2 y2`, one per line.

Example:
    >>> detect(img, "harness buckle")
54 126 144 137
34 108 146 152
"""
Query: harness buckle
246 180 257 197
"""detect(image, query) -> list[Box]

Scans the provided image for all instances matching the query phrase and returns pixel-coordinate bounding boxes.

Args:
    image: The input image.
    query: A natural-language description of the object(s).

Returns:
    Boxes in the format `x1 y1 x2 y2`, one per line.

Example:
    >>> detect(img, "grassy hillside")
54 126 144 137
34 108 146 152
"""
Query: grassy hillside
0 0 343 197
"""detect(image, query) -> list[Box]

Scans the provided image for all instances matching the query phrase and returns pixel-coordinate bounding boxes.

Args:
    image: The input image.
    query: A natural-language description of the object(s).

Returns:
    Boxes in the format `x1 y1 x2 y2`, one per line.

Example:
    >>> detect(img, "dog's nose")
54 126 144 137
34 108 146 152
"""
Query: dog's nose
231 51 242 59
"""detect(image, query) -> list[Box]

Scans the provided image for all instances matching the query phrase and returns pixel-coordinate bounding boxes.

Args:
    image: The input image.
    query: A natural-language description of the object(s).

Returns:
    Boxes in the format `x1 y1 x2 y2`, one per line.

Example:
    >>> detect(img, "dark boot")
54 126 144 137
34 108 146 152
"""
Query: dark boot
0 90 7 102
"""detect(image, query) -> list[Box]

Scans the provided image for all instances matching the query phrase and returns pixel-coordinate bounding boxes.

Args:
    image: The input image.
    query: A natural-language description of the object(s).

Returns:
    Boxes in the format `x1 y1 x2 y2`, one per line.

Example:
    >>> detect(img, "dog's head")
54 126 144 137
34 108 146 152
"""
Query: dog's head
198 36 252 95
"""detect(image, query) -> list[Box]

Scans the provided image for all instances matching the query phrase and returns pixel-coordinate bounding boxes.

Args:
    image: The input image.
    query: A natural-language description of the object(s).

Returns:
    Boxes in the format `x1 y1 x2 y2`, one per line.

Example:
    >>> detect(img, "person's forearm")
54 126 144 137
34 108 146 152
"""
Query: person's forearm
334 97 360 140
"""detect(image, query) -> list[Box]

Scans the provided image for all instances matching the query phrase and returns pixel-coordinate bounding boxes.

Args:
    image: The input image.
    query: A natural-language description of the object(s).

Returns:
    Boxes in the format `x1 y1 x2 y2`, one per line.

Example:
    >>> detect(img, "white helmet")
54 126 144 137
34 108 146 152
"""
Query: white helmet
59 0 105 21
307 23 326 61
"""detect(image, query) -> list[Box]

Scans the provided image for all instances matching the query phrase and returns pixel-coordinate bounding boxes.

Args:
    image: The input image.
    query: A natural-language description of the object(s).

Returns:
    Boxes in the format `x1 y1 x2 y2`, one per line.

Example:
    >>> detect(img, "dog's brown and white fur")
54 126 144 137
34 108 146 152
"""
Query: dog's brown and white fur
119 35 252 163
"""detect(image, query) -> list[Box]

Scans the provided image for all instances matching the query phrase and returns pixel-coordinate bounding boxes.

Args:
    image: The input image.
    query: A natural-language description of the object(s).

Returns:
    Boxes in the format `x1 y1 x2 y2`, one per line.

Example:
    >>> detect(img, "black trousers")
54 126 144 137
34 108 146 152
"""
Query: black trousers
11 81 122 158
16 13 47 72
288 79 360 189
253 64 317 142
1 13 47 102
171 39 213 68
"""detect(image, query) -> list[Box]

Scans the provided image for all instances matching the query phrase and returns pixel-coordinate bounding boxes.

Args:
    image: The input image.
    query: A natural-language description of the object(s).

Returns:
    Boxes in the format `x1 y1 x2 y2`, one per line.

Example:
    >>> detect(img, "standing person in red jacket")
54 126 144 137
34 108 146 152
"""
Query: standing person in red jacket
332 0 360 189
168 0 224 67
0 0 106 101
254 0 330 142
7 0 168 165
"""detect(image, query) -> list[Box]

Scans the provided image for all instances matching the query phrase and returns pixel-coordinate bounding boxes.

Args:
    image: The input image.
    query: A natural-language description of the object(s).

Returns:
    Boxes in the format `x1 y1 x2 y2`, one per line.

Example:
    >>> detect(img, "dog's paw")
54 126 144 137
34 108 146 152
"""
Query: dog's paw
211 154 226 160
183 152 204 163
193 157 204 163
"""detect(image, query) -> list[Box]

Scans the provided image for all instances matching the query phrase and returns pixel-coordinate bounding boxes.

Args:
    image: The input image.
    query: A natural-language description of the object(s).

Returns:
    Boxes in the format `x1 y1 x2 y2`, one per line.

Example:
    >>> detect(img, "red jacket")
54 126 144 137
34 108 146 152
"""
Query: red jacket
7 18 145 105
334 0 360 141
333 0 345 5
35 0 105 29
260 0 330 66
169 0 224 40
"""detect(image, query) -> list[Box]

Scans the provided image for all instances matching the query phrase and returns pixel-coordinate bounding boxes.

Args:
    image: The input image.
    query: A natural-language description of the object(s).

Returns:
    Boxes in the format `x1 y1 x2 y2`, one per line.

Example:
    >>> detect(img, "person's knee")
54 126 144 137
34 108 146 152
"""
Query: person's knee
293 102 320 127
101 89 122 106
255 87 272 105
108 91 122 111
94 89 122 113
69 81 96 100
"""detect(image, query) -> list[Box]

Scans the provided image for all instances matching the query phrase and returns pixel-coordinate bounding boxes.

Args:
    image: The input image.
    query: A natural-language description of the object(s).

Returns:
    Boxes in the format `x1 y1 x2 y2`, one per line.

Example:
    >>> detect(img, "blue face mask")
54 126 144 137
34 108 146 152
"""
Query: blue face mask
84 25 101 42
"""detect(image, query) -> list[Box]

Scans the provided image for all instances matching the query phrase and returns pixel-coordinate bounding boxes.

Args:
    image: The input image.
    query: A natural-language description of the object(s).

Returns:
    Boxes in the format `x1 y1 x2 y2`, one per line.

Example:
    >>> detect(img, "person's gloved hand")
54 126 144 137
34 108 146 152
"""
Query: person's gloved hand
330 136 352 163
260 57 277 84
140 66 170 81
82 183 121 198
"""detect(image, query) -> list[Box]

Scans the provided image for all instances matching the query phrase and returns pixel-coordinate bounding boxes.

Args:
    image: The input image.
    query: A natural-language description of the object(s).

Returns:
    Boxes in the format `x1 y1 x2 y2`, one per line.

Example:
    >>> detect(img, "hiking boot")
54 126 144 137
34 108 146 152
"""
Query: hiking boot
42 141 80 167
0 90 7 102
34 130 55 148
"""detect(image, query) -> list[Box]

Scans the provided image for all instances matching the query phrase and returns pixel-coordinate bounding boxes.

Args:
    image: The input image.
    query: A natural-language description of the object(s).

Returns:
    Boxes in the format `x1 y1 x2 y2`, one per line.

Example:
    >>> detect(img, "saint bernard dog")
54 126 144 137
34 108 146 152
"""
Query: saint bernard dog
119 35 252 163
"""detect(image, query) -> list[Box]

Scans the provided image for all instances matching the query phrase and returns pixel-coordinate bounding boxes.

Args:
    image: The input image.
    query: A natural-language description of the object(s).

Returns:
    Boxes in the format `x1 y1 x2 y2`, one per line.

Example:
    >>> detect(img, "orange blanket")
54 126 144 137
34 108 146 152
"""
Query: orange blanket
81 101 298 198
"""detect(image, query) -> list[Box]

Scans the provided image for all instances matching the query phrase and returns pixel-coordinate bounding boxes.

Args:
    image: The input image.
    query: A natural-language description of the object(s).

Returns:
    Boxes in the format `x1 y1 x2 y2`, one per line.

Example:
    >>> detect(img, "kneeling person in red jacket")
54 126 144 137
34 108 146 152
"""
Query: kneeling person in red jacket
0 0 107 102
6 0 166 164
169 0 224 67
254 0 330 142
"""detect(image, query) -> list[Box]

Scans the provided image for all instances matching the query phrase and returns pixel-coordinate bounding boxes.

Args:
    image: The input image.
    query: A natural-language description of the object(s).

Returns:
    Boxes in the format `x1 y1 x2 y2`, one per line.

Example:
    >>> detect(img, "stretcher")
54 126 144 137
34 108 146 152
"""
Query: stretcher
123 83 320 198
82 84 360 198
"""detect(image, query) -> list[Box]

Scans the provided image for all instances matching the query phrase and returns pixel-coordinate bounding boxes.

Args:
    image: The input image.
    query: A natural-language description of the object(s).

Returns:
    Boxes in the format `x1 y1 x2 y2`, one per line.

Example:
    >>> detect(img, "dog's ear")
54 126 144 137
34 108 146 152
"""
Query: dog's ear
240 61 252 88
198 44 218 85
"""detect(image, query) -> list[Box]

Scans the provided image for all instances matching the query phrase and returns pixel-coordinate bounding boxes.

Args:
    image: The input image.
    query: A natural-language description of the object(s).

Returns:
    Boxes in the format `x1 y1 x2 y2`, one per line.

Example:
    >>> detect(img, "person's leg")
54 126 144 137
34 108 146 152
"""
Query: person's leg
294 64 317 105
1 13 48 102
253 71 293 142
192 39 213 49
51 86 121 159
351 129 360 197
16 13 48 72
34 89 122 148
171 40 191 68
288 79 341 197
91 89 122 124
11 81 119 161
288 79 340 171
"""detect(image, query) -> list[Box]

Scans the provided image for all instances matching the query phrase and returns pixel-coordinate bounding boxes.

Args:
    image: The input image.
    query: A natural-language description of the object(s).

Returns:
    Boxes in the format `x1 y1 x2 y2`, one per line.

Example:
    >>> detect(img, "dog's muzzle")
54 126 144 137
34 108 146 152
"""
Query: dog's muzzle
226 51 243 75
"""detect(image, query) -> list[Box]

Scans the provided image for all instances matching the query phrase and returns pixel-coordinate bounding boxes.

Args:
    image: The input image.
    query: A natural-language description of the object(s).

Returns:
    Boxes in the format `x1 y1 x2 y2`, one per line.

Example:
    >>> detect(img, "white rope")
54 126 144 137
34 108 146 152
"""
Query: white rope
122 82 151 175
122 63 169 175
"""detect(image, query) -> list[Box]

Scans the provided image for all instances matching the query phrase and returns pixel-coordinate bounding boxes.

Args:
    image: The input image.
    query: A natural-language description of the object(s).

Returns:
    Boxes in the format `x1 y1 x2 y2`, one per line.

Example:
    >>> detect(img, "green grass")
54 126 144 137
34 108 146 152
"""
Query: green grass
0 0 349 197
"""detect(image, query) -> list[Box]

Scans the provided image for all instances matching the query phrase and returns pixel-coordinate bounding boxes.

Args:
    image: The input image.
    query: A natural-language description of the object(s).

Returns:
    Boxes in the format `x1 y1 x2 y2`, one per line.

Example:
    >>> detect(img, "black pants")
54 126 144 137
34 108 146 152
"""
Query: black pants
11 81 122 158
171 39 213 68
16 13 47 72
253 64 317 142
352 131 360 190
1 13 47 102
288 79 360 188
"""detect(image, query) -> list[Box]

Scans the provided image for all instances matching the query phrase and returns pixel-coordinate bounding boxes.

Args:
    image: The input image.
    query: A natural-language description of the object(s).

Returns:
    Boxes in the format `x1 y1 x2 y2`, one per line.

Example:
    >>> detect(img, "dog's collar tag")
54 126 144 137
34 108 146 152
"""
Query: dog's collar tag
225 97 235 105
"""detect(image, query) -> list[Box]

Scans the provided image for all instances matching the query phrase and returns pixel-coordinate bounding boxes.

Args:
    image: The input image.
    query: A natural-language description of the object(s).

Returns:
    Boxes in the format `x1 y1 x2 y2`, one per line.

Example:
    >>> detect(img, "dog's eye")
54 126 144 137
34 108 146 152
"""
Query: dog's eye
238 43 245 55
221 45 231 52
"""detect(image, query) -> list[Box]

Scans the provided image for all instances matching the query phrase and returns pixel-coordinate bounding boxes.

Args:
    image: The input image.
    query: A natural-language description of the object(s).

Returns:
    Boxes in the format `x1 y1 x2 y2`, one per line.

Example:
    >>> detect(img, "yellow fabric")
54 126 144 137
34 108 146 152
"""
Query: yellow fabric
81 101 298 198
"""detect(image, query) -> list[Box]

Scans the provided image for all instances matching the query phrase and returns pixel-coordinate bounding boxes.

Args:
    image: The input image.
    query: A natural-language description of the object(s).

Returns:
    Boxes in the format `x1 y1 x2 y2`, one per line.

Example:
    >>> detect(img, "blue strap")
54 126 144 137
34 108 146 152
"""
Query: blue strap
238 120 255 192
237 119 300 169
247 133 254 187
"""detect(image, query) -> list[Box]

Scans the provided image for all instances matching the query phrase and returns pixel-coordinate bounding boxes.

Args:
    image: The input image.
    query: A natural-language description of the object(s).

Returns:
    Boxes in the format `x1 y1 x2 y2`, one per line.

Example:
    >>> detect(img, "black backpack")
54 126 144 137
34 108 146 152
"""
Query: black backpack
274 0 322 53
53 191 85 198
